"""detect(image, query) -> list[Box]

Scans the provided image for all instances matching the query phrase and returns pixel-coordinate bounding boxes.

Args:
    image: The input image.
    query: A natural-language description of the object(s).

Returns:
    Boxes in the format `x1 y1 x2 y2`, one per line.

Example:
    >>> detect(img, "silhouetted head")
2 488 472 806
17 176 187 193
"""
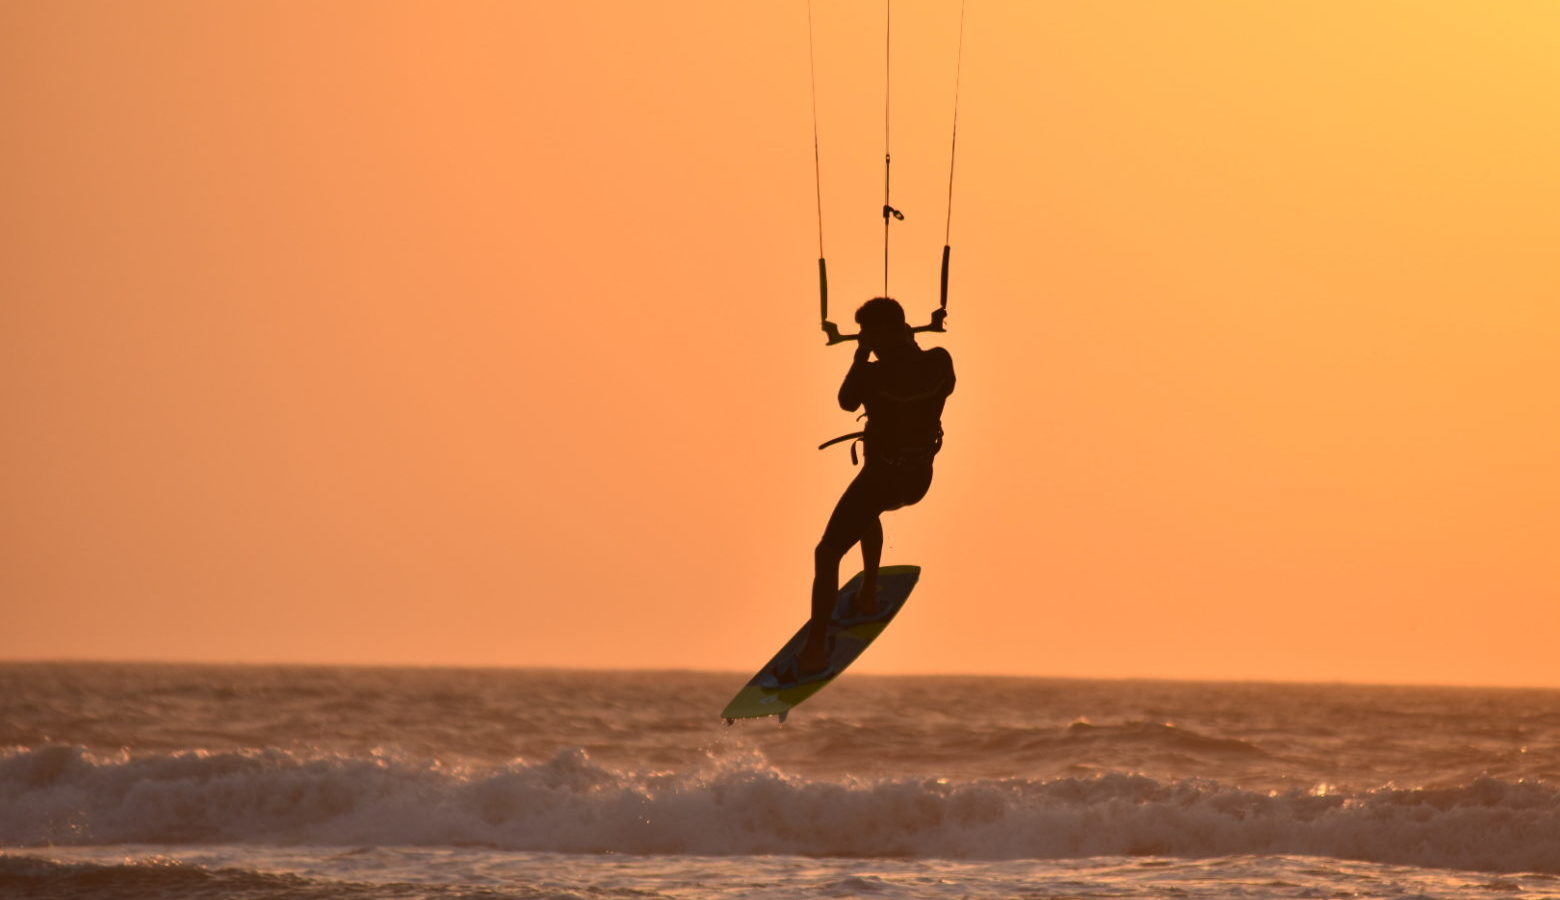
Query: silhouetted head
855 297 915 356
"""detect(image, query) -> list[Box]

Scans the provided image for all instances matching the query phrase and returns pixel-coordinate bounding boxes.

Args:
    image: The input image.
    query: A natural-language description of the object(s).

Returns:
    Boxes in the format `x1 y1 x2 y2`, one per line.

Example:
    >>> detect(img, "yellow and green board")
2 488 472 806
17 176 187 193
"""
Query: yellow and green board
721 565 920 722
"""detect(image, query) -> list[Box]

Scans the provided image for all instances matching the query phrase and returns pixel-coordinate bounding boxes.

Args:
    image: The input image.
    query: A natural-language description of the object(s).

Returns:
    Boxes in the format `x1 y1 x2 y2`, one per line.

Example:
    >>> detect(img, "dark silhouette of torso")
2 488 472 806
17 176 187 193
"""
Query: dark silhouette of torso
844 346 955 463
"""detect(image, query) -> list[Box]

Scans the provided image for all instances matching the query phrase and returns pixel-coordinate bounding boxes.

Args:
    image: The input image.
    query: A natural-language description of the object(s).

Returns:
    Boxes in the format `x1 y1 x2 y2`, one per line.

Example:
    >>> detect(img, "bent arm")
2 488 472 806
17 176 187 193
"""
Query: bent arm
838 350 872 411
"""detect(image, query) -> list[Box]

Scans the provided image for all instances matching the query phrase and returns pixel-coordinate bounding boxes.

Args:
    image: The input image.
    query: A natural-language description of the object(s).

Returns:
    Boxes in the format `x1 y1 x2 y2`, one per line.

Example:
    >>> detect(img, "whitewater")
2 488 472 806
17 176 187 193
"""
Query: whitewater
4 664 1560 899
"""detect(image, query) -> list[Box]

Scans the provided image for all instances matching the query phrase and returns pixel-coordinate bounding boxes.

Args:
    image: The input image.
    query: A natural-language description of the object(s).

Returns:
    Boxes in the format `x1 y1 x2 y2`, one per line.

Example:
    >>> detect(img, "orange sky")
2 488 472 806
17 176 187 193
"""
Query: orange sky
3 2 1557 686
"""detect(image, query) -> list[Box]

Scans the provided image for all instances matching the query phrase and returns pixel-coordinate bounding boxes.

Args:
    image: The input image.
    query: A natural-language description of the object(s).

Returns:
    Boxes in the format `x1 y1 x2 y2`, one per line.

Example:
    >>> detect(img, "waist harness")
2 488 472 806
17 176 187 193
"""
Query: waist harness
818 428 943 468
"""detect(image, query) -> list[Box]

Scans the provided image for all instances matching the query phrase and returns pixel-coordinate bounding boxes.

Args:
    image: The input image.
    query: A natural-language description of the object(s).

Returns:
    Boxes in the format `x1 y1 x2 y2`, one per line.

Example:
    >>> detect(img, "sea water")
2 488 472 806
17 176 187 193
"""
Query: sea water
3 663 1559 898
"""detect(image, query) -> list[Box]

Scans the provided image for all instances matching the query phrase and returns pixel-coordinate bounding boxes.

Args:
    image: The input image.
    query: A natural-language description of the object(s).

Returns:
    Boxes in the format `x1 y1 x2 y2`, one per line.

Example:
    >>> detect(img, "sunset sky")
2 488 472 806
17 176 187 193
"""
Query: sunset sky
4 1 1557 687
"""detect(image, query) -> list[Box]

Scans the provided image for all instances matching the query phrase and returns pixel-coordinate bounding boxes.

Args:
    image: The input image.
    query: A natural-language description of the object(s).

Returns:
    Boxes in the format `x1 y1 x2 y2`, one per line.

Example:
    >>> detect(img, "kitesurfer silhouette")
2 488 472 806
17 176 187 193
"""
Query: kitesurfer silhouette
795 297 955 678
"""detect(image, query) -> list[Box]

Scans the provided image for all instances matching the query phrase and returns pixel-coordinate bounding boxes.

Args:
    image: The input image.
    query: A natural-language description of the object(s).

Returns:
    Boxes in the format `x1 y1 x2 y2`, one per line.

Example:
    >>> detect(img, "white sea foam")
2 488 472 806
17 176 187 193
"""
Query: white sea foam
4 744 1558 874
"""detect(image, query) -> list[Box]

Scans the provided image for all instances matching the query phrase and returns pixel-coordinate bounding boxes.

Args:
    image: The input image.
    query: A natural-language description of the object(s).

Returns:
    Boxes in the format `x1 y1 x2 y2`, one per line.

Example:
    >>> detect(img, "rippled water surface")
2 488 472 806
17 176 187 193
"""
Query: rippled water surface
4 663 1560 898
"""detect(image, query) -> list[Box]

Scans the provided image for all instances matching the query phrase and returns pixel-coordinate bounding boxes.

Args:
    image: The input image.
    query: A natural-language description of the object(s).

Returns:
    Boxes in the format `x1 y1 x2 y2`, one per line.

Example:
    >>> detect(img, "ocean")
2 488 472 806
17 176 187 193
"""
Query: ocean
3 663 1559 899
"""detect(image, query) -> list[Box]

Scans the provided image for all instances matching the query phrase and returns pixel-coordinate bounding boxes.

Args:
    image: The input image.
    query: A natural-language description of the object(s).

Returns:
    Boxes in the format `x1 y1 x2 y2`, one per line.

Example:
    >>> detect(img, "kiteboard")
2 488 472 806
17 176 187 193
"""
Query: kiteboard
721 565 920 723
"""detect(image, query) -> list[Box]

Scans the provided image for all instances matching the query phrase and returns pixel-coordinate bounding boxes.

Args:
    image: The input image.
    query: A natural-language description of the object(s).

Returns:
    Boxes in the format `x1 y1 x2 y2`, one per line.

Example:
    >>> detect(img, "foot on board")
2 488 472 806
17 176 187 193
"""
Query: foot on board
771 636 836 687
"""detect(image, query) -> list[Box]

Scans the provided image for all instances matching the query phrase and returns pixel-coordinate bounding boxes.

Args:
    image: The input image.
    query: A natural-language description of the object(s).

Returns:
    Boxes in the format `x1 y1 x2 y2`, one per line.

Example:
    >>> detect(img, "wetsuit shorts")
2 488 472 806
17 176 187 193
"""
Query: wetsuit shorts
854 454 935 513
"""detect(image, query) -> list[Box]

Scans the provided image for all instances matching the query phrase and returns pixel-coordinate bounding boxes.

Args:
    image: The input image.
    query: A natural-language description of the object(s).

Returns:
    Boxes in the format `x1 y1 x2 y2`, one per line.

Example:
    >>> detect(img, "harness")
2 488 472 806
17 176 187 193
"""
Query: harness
818 427 943 468
818 430 867 465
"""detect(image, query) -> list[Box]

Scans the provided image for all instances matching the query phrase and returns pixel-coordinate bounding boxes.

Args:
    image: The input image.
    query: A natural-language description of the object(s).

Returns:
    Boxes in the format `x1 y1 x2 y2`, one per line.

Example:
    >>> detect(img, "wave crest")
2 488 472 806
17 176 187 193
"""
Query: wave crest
4 745 1558 873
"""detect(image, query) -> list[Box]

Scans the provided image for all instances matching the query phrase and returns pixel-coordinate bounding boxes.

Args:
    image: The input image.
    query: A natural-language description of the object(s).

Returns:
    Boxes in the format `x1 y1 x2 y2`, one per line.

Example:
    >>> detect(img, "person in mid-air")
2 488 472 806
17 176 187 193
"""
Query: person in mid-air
795 297 955 679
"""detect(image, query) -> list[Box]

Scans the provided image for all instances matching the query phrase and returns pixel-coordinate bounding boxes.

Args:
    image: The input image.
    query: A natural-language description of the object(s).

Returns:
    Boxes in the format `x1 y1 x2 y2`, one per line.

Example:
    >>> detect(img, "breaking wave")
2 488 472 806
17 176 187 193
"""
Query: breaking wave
4 745 1559 873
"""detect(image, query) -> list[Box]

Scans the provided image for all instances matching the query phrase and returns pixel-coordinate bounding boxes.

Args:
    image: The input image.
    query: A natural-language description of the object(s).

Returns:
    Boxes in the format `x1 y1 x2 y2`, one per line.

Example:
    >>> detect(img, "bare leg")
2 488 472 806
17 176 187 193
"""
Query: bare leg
800 568 839 676
851 516 883 618
800 472 885 674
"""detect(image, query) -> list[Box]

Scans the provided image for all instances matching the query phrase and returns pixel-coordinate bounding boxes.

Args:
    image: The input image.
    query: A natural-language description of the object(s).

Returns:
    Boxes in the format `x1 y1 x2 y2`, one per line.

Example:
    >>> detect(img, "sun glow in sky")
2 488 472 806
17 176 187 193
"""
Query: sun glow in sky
4 2 1558 686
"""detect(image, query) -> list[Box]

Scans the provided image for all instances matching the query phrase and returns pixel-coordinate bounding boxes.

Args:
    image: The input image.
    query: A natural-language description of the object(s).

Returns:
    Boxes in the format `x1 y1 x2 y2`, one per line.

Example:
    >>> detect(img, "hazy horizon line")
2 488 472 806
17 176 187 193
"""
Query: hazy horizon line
5 655 1558 693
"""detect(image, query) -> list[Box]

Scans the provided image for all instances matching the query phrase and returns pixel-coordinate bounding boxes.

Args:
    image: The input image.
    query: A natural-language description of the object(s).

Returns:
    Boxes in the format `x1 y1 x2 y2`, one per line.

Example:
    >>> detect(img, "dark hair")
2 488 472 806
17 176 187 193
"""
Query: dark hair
854 297 906 331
